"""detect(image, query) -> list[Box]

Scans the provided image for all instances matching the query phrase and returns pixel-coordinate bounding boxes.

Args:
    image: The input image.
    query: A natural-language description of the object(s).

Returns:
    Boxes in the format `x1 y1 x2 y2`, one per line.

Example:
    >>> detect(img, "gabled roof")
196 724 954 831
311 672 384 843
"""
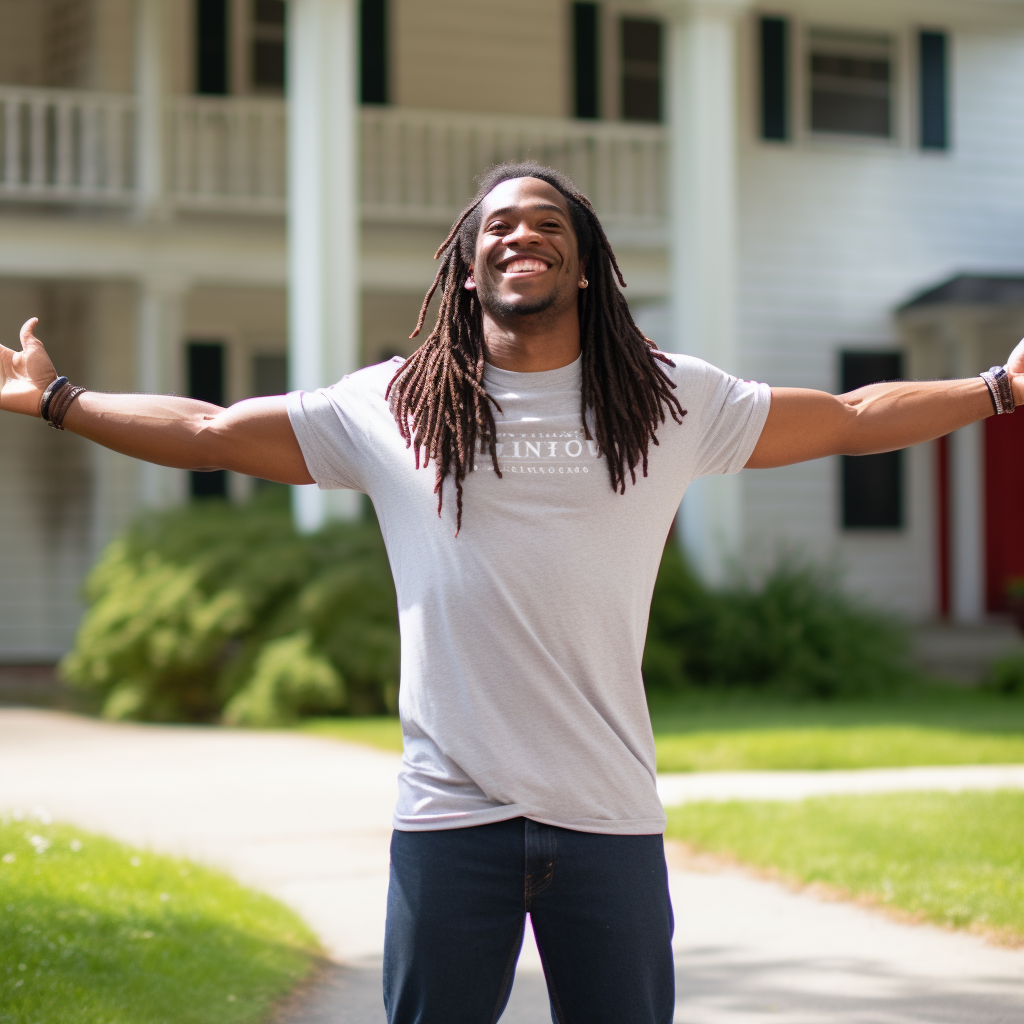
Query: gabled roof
899 274 1024 311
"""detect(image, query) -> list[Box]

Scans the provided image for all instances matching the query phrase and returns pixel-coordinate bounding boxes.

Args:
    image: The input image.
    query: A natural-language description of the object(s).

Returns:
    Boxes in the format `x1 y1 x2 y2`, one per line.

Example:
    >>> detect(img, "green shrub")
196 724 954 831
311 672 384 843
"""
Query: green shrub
63 494 911 724
61 494 399 724
982 651 1024 696
643 544 911 699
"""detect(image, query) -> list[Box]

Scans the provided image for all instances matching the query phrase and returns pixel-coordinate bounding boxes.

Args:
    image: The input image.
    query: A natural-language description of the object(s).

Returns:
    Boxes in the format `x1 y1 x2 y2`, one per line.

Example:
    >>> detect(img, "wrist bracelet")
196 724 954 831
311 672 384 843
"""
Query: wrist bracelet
39 376 68 421
41 378 87 430
981 365 1016 415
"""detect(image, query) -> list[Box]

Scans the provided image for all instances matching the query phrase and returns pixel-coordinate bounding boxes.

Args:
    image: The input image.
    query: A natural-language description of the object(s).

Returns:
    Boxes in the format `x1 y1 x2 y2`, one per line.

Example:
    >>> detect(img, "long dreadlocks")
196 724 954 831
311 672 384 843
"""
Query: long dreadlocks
386 161 686 533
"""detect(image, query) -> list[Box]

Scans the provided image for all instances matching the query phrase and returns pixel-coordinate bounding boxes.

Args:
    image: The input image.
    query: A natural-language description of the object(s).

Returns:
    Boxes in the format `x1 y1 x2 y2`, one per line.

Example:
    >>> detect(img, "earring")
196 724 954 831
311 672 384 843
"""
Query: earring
579 277 588 288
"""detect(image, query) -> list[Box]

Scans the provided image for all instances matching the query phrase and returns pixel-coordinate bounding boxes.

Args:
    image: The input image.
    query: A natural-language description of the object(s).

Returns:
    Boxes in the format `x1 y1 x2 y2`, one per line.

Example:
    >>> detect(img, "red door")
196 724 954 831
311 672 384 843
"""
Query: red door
984 412 1024 611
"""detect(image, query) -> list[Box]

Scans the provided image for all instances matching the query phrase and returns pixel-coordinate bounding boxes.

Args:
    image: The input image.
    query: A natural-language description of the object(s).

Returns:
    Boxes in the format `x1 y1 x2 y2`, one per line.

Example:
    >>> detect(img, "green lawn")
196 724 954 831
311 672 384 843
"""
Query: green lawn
652 724 1024 771
0 817 319 1024
651 688 1024 770
665 790 1024 942
297 688 1024 771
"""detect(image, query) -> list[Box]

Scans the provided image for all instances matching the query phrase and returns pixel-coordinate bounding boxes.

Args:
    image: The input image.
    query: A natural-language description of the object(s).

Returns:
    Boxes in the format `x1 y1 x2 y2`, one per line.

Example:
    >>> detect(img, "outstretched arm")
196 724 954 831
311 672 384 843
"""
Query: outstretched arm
746 339 1024 469
0 318 314 485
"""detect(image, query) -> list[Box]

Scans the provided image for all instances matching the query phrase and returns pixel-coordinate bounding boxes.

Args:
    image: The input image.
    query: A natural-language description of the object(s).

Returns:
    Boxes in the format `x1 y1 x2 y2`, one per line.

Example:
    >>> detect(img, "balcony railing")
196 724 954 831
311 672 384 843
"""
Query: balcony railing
0 86 667 234
171 95 287 213
360 106 666 231
0 87 135 204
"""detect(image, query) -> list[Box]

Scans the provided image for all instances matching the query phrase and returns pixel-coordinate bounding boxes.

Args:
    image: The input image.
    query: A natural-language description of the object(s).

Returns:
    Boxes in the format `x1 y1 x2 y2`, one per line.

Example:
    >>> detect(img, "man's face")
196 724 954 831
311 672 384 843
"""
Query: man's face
466 177 583 320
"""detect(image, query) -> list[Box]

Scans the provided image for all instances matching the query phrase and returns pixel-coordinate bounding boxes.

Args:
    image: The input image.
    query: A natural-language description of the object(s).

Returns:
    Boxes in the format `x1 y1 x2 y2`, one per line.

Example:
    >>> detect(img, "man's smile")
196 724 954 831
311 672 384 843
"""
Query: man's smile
496 255 554 276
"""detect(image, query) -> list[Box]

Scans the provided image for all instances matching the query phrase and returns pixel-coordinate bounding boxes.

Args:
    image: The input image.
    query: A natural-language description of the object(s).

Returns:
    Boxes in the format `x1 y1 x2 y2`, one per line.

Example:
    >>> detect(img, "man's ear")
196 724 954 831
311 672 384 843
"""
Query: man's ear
464 266 477 292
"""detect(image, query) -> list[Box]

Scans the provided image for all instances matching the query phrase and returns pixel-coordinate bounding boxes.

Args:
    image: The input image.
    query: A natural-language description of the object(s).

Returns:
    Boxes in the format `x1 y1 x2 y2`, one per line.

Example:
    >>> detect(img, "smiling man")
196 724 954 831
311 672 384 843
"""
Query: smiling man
2 161 1022 1024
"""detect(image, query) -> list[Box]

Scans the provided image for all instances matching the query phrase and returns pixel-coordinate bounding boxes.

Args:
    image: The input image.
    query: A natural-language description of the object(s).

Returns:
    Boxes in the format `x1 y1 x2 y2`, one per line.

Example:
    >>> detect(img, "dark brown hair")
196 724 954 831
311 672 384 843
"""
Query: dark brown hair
386 161 685 532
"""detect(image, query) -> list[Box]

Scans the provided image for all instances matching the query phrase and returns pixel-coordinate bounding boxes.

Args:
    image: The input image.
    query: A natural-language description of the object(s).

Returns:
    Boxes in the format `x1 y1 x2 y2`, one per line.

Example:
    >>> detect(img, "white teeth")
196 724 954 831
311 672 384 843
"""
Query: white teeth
505 259 546 273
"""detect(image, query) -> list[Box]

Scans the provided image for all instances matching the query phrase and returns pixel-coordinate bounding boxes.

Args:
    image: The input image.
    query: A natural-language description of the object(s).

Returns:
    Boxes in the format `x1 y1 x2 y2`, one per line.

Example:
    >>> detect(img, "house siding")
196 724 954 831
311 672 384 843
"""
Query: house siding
393 0 568 117
736 13 1024 614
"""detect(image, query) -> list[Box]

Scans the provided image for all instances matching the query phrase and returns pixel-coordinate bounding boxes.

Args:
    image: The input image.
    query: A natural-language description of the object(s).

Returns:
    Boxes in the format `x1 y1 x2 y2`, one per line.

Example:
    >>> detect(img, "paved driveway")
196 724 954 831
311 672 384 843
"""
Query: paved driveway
2 709 1022 1023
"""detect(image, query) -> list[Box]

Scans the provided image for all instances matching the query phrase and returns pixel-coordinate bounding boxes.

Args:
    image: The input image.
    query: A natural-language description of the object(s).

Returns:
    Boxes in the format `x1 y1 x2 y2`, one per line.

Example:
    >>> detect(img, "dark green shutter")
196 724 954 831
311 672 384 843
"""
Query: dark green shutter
920 30 949 150
759 17 788 141
188 343 227 499
195 0 229 95
573 4 600 119
841 352 904 529
360 0 388 105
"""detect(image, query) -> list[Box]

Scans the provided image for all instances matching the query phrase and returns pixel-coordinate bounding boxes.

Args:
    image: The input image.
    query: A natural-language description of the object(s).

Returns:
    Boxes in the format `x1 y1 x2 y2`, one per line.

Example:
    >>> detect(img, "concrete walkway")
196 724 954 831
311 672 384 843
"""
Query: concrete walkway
2 709 1022 1023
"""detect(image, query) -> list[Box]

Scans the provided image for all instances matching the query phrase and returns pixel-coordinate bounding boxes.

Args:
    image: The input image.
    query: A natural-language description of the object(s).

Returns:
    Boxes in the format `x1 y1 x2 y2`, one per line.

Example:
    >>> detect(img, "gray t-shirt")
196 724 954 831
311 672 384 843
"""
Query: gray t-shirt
288 353 770 835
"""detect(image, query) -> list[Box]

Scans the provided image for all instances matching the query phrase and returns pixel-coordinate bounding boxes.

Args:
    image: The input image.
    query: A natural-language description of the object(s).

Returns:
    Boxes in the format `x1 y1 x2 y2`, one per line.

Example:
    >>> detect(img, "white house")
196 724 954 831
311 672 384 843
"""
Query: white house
2 0 1024 664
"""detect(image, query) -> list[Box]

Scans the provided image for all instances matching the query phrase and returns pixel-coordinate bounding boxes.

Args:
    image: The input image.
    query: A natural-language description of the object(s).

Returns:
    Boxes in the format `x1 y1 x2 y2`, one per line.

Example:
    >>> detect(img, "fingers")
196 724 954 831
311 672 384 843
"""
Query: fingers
1005 336 1024 374
19 317 40 350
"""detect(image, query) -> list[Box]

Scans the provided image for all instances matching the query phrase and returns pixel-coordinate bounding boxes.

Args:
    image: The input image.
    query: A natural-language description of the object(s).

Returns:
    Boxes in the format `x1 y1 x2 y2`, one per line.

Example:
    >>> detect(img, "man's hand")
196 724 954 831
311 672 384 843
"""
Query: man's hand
0 318 58 417
1004 336 1024 405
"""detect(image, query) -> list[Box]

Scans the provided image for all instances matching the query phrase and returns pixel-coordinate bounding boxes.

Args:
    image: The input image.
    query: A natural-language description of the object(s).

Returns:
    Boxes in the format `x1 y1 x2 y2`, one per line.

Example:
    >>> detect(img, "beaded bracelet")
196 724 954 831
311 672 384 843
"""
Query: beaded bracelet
981 365 1016 416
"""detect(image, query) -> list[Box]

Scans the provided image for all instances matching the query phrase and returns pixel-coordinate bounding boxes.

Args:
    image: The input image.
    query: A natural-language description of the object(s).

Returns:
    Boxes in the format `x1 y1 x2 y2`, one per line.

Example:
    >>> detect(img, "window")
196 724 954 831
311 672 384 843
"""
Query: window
621 18 662 123
919 30 949 150
759 16 789 141
809 29 892 138
44 0 91 88
195 0 229 95
361 0 388 104
252 0 286 93
841 351 903 529
188 342 227 499
573 3 600 119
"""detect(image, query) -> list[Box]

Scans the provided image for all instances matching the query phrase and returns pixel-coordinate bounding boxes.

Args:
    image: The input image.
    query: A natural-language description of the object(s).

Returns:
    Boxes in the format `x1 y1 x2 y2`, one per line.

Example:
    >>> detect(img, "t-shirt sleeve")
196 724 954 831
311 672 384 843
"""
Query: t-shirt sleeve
286 380 369 492
692 361 772 478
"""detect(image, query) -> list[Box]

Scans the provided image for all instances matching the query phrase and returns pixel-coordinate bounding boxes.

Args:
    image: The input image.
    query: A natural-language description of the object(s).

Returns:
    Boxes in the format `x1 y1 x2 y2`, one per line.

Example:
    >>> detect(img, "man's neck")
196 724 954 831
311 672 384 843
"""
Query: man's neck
482 307 581 373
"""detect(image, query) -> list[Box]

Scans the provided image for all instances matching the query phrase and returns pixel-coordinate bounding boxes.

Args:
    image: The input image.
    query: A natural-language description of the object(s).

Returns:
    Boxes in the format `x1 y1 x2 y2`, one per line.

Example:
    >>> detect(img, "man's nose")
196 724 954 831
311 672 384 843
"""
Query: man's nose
502 220 542 247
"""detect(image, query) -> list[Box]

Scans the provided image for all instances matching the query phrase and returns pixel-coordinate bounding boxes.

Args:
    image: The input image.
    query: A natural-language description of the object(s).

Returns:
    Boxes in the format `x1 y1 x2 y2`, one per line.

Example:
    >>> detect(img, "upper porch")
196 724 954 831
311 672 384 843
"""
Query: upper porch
0 85 667 238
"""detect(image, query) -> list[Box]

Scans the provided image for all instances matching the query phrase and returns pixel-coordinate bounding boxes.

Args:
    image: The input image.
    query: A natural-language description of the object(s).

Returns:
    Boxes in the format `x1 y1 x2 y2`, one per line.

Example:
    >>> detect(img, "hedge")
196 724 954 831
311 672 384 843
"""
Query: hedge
61 495 911 724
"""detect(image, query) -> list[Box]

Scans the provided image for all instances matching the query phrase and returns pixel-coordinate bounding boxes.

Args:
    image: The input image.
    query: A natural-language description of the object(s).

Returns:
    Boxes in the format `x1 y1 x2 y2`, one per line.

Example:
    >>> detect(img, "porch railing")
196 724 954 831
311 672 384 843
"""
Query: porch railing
0 87 135 204
170 95 288 213
360 106 667 230
0 86 668 233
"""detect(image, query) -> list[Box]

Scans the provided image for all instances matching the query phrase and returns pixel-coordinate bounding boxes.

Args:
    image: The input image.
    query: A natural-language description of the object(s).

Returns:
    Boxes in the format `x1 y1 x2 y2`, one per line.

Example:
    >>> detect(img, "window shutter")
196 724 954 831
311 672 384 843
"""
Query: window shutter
195 0 229 96
188 342 228 499
360 0 388 105
841 352 904 530
573 3 600 119
759 16 788 141
919 30 949 150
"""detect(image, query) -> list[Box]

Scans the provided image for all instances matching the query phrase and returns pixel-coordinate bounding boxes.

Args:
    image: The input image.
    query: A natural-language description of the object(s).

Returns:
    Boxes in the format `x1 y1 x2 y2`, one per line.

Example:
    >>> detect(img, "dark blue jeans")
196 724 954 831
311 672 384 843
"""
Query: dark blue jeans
383 817 675 1024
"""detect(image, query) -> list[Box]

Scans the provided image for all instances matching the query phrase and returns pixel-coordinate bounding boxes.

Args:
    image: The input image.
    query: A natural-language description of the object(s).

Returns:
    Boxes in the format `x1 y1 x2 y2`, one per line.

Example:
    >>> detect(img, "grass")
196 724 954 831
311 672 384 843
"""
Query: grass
296 687 1024 771
650 688 1024 771
665 790 1024 943
0 815 319 1024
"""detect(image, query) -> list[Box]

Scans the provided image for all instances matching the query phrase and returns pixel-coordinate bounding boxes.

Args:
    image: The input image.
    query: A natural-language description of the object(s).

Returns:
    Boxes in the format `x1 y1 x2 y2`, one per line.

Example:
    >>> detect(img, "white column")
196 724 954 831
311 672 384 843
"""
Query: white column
287 0 361 532
946 329 986 623
950 423 985 622
134 0 169 220
137 277 187 507
659 0 749 585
